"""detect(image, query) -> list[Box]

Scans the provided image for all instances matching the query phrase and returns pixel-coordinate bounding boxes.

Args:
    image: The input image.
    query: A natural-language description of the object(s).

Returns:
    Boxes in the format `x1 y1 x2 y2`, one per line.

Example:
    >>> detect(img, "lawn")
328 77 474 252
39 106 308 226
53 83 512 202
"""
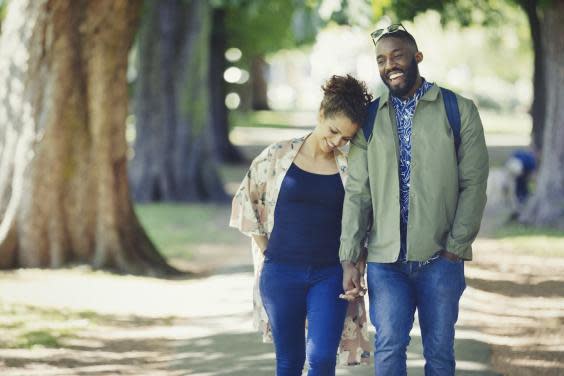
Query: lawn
134 203 243 262
492 223 564 258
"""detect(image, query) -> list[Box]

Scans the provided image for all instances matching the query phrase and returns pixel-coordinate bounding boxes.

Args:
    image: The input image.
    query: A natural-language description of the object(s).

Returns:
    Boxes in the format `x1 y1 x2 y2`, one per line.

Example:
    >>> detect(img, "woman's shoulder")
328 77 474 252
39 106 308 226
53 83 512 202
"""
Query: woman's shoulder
251 136 306 165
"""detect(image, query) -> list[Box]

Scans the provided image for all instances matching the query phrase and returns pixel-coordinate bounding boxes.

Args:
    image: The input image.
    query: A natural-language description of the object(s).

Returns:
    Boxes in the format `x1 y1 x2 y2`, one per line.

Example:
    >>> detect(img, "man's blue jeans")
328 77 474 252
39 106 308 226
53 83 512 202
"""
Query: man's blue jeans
366 255 466 376
260 262 348 376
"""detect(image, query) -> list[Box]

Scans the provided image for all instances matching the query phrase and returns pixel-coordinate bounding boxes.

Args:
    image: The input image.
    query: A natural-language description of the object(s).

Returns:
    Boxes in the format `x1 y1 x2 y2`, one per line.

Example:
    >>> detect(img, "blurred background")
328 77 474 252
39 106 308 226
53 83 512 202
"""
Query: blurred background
0 0 562 375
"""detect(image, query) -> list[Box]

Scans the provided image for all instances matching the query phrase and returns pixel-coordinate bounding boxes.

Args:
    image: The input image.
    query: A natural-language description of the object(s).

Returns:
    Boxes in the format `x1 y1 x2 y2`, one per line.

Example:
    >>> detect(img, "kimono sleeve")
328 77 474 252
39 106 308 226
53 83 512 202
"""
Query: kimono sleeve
229 151 269 237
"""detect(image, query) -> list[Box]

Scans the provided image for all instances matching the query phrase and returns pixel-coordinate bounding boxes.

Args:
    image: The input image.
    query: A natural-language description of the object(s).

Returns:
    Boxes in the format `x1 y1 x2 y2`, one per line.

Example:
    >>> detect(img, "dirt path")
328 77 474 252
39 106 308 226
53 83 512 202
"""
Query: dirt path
0 208 563 375
466 239 564 375
1 265 498 376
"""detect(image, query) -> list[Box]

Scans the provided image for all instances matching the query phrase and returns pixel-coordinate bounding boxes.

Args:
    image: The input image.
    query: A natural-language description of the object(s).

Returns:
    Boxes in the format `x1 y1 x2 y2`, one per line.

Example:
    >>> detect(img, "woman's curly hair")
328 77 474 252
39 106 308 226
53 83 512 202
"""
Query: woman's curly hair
319 74 373 126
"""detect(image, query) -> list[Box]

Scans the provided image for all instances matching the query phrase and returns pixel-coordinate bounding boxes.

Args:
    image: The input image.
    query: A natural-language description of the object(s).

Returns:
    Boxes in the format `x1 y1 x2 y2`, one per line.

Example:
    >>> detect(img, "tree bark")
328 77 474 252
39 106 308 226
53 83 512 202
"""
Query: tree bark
250 55 270 111
520 0 546 151
0 0 178 275
520 0 564 229
209 8 243 163
129 0 227 202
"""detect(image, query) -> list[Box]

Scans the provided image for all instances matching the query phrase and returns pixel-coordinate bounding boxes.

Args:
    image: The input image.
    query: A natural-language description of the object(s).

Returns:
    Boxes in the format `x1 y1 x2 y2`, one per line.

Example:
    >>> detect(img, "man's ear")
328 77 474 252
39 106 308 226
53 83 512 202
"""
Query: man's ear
415 51 423 64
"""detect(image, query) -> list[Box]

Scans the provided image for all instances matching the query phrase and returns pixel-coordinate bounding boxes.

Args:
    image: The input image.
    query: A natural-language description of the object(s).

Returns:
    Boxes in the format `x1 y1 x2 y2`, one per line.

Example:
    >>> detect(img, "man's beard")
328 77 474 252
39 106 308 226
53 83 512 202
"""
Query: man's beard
381 57 419 98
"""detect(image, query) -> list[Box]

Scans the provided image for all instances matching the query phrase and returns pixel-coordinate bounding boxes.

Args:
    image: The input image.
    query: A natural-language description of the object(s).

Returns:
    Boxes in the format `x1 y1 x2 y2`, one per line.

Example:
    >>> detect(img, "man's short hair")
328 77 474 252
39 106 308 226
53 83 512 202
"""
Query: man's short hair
377 30 419 51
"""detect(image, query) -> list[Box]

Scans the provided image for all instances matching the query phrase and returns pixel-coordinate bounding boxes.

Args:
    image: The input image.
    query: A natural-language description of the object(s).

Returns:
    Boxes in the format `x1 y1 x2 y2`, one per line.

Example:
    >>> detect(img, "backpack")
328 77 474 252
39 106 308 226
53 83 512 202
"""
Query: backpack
362 87 461 154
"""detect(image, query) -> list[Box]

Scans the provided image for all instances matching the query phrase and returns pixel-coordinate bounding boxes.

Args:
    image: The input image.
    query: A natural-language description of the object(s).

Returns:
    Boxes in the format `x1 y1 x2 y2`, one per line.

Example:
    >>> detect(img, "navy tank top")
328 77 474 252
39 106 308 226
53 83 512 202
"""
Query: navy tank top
265 163 345 266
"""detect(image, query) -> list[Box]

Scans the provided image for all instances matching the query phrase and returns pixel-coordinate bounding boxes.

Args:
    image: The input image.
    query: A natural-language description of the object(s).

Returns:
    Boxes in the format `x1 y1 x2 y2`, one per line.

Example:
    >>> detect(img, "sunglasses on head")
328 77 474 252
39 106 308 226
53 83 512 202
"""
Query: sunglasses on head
371 23 407 46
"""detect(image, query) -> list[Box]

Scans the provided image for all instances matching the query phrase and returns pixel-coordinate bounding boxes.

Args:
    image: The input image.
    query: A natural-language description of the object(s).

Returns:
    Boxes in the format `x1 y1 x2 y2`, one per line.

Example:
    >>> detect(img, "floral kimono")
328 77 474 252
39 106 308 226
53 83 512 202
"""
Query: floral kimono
229 134 372 365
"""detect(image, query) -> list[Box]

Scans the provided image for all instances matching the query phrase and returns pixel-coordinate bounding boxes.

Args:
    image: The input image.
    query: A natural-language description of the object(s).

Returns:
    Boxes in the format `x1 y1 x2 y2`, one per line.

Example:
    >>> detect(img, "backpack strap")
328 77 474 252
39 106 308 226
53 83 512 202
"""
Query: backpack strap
362 98 380 142
440 87 461 154
362 90 461 151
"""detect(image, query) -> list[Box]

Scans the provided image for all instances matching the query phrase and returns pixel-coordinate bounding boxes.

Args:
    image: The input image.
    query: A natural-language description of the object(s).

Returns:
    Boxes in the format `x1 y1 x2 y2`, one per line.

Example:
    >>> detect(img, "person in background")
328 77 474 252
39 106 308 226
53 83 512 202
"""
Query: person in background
506 148 537 219
507 149 537 204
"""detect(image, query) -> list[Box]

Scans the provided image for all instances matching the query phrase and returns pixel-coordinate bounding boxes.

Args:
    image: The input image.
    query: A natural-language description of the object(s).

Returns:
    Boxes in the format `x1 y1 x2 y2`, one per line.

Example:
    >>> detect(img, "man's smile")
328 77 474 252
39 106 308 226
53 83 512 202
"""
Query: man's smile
387 71 405 83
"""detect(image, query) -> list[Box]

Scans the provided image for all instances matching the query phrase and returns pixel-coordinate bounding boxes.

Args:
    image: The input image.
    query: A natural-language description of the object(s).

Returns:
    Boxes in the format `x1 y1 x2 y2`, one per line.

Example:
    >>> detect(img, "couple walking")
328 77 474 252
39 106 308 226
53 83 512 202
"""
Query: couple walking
230 25 489 376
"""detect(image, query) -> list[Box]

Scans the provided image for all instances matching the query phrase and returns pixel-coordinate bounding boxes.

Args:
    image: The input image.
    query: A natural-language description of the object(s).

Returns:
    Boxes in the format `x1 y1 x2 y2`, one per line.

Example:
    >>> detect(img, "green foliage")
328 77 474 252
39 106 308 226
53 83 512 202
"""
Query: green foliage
371 0 553 30
370 0 532 89
217 0 376 63
372 0 525 27
222 0 320 62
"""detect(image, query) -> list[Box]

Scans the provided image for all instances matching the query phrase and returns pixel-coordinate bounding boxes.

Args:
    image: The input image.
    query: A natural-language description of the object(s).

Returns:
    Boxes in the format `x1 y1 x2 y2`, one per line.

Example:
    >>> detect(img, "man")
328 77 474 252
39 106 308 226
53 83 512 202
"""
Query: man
339 25 489 375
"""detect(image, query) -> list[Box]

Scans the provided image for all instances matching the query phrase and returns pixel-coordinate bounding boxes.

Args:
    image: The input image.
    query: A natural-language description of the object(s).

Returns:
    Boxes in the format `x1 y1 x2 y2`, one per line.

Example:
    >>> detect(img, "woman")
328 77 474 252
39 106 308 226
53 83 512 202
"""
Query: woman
230 75 372 376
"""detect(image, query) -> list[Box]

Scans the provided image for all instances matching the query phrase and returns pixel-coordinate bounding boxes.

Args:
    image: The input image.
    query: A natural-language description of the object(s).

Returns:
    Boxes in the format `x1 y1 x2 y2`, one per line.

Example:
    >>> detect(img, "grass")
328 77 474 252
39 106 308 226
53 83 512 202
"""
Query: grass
0 302 179 349
0 303 99 349
492 223 564 258
480 109 531 135
16 330 67 348
134 203 243 261
132 161 249 262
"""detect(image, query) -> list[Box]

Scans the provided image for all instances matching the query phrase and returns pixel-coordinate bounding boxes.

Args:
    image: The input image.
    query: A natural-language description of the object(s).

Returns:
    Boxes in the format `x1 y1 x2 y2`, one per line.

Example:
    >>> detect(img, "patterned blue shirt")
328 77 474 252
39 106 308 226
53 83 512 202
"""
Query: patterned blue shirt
390 80 433 261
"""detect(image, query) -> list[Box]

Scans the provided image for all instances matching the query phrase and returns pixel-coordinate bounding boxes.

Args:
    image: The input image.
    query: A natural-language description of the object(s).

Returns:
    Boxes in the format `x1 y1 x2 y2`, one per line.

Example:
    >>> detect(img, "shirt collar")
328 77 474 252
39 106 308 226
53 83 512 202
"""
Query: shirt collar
379 79 439 109
390 78 432 106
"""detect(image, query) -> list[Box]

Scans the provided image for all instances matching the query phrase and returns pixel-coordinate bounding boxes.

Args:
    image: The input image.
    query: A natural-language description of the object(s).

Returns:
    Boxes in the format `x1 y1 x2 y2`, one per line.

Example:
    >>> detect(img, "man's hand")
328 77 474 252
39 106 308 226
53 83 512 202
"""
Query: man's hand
340 261 364 302
356 247 368 292
440 249 461 262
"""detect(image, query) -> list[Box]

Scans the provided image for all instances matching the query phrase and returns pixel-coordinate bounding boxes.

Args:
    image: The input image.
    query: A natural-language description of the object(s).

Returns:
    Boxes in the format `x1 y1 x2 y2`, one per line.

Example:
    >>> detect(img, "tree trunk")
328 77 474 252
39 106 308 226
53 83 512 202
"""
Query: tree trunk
129 0 227 202
520 0 564 229
250 55 270 111
209 8 243 163
0 0 178 275
521 0 546 151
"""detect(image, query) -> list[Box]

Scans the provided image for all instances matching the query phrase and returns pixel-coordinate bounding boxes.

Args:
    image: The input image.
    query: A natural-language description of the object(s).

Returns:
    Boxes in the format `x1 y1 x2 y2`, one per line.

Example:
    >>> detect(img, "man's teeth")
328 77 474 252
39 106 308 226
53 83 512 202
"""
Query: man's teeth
389 72 403 79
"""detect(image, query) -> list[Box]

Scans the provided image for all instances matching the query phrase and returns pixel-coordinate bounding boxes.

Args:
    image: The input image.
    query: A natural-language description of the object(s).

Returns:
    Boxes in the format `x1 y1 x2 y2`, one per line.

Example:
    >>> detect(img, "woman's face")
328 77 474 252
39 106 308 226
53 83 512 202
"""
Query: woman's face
315 111 359 153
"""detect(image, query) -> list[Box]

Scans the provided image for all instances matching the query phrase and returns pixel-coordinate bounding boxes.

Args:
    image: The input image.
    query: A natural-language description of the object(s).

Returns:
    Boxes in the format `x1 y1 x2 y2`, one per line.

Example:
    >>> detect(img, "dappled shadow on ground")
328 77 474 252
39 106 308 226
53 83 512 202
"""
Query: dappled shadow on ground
466 277 564 298
172 326 500 376
173 332 275 376
0 339 187 375
1 236 563 375
0 323 502 376
464 242 564 376
0 277 498 376
0 311 259 376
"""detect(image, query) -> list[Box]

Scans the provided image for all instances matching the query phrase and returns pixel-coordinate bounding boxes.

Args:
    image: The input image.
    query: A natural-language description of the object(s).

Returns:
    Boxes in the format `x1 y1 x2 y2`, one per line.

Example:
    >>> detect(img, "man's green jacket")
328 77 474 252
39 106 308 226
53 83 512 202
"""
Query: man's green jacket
339 84 489 263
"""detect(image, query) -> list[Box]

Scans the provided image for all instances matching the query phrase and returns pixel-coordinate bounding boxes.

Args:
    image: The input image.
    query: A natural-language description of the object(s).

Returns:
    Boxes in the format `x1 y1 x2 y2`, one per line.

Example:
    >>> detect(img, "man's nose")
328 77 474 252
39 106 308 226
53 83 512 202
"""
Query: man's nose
384 58 397 72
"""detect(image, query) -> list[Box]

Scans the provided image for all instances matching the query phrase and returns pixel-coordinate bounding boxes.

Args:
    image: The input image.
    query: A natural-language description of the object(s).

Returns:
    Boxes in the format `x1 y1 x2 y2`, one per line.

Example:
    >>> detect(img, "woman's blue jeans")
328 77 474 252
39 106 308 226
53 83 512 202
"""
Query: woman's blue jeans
367 256 466 376
260 262 348 376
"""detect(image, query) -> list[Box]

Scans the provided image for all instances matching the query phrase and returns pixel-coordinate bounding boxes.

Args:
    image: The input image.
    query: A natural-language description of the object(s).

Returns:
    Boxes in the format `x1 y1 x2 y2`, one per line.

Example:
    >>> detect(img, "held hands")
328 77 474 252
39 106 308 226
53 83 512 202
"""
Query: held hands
339 260 367 302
